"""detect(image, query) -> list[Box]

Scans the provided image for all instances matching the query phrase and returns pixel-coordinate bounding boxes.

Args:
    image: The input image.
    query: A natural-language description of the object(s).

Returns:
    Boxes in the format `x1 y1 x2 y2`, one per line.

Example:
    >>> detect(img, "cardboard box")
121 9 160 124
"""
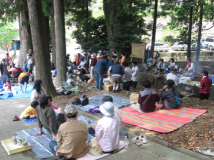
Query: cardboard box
130 92 139 103
103 84 113 92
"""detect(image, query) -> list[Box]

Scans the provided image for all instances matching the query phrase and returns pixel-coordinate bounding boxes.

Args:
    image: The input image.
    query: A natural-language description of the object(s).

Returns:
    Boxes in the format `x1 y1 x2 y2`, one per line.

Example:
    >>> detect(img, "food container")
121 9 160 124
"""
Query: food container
1 138 31 155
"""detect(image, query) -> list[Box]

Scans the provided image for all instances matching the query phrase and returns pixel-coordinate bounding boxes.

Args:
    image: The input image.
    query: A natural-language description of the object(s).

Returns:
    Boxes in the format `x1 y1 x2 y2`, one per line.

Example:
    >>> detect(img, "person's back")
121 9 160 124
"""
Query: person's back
200 76 212 94
166 72 178 86
138 88 160 112
96 114 120 152
57 119 88 158
94 59 107 71
111 64 123 75
160 80 180 109
12 67 23 77
36 106 60 133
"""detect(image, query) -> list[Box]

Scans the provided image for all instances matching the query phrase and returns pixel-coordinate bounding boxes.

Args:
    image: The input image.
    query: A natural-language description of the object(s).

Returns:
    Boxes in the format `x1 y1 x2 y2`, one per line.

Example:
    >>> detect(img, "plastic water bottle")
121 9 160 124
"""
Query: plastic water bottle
124 134 129 148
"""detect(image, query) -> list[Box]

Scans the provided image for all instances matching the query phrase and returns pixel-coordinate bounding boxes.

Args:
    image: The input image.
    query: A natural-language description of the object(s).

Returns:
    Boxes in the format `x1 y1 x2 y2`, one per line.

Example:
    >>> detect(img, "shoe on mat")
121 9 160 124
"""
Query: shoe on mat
132 136 142 146
140 134 147 144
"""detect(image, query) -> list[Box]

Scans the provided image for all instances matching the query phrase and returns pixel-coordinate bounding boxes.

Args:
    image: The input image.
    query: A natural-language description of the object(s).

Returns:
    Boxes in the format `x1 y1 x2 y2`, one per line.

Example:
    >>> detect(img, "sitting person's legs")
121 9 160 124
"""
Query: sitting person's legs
163 99 172 110
49 140 58 154
131 104 144 113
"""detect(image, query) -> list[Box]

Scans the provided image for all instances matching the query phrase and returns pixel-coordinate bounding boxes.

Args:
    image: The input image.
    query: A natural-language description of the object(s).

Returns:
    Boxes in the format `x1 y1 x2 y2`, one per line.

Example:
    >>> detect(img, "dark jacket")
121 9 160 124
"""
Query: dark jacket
110 64 124 76
79 68 90 81
160 88 180 109
138 88 160 112
108 59 114 70
94 59 107 72
0 64 8 76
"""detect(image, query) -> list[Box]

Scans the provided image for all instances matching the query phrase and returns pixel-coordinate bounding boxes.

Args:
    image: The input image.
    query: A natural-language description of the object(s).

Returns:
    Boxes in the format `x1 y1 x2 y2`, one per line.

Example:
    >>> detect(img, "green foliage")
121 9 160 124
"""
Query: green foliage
72 16 108 52
0 22 18 49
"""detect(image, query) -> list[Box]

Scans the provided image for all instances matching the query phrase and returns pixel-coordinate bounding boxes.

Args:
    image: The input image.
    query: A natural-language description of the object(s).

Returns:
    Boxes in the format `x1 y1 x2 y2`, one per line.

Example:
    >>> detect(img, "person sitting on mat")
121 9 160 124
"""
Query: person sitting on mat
18 71 30 93
31 79 47 102
49 105 88 159
6 80 11 91
20 101 39 119
160 80 180 110
79 64 90 82
36 96 67 140
88 101 120 153
131 80 160 113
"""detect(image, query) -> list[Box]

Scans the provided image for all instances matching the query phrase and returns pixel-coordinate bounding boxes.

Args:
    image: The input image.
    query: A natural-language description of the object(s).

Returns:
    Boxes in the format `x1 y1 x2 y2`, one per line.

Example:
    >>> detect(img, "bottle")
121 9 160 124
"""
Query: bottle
124 134 129 148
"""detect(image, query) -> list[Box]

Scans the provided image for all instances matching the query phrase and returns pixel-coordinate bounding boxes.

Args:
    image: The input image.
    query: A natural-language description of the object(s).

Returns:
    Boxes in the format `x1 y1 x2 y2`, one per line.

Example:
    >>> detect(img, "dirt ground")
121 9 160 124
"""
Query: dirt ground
53 66 214 157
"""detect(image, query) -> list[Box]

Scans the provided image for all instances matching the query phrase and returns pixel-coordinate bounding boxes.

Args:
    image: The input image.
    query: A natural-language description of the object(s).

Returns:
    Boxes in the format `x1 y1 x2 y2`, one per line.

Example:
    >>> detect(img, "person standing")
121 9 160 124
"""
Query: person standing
122 61 132 91
86 52 91 68
131 61 139 92
27 49 34 74
94 56 107 90
89 54 97 80
5 53 12 66
0 59 8 83
112 50 118 60
120 53 126 65
199 70 212 100
18 71 30 93
110 60 124 93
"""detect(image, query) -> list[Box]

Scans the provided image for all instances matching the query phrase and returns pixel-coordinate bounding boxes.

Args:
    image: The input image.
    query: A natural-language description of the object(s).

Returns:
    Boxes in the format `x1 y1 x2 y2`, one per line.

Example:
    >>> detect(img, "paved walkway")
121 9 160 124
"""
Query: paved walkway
0 97 210 160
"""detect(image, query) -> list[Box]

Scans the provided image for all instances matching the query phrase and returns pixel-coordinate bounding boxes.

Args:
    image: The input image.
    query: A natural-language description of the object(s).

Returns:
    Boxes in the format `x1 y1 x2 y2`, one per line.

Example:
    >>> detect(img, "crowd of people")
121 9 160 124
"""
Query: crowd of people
2 49 212 159
0 50 34 93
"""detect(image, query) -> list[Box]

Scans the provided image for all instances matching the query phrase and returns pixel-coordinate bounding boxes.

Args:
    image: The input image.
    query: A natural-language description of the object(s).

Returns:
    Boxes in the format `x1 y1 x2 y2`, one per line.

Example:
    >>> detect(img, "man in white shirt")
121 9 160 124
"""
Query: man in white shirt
184 58 195 74
166 68 179 86
131 61 140 92
122 61 132 91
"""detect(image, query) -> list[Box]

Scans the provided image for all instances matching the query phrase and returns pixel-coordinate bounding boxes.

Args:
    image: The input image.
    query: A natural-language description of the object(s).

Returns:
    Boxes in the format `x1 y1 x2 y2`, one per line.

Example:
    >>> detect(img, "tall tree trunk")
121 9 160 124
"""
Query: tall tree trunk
53 0 67 87
196 4 203 61
27 0 56 96
187 6 193 58
18 9 32 67
103 0 118 56
150 0 158 57
51 15 56 65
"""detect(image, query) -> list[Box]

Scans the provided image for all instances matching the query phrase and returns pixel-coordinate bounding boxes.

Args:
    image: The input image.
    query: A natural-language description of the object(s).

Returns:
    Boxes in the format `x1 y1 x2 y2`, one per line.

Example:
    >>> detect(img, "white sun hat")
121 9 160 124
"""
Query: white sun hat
99 101 114 116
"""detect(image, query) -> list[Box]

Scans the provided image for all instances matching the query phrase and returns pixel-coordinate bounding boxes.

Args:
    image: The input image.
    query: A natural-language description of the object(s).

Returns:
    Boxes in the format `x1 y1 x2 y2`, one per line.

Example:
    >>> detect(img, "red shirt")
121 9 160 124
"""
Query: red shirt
7 83 11 91
199 77 212 94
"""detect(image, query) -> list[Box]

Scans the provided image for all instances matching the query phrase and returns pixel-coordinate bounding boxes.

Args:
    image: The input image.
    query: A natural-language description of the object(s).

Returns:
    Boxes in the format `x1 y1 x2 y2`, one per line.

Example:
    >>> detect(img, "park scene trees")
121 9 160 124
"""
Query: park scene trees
0 0 214 159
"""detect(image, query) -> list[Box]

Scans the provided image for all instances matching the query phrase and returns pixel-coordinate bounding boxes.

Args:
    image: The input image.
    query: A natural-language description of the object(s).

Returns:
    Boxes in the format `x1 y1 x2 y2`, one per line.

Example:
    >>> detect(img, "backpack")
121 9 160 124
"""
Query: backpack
172 90 182 106
81 95 89 106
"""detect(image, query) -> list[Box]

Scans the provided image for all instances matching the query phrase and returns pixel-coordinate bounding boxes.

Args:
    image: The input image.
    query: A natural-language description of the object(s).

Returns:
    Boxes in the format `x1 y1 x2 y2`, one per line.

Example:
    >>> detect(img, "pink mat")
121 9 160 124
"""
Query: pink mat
77 141 125 160
120 104 207 133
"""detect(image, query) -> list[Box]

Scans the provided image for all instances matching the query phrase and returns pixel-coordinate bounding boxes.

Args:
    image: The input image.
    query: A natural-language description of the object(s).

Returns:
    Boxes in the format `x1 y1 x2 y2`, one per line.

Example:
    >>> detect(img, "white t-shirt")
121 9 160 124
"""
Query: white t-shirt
186 63 195 73
166 73 179 86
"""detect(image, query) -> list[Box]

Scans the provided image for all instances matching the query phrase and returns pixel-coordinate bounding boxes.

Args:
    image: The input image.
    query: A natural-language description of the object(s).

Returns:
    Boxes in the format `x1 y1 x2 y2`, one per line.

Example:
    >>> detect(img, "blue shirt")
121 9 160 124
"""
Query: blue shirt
94 59 107 72
110 64 124 75
108 59 114 69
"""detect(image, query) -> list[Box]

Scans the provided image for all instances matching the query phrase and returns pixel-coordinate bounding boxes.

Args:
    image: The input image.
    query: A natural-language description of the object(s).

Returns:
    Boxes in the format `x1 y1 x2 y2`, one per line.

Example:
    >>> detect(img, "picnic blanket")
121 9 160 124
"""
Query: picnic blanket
120 104 207 133
22 118 38 124
16 116 127 159
0 84 33 100
77 141 125 160
72 93 132 113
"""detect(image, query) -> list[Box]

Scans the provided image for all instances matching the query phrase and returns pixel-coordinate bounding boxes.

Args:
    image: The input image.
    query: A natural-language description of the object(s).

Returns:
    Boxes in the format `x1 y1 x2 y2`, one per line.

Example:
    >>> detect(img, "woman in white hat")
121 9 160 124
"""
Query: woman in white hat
88 101 121 153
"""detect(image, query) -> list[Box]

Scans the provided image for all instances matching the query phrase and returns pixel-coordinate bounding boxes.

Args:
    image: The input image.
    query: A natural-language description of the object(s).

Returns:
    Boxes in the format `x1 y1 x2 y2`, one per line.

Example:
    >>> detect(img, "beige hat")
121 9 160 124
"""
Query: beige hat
65 105 78 116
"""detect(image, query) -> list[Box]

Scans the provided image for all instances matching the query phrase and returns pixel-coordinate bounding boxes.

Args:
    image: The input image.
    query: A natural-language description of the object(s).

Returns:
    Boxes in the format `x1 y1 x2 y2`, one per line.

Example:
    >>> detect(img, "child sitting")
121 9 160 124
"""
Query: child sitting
142 57 154 71
160 80 180 110
20 101 39 119
6 80 11 91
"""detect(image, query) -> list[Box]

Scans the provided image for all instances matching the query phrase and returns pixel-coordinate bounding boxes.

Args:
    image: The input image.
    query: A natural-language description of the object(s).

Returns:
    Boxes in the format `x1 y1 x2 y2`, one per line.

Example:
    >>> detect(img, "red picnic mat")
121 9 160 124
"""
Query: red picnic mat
120 104 207 133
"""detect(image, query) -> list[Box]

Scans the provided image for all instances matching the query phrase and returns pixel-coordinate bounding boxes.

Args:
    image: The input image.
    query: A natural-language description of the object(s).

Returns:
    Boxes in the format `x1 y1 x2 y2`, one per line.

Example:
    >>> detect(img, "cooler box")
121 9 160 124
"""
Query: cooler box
179 77 191 84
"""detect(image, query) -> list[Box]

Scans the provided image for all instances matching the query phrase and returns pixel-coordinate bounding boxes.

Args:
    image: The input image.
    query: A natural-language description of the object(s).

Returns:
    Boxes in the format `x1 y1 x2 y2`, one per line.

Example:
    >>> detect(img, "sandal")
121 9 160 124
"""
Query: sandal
132 136 142 146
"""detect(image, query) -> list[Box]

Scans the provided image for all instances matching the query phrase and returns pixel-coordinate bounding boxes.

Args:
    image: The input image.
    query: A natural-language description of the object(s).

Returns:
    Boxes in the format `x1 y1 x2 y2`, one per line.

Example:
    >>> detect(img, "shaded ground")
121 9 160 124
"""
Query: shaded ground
53 79 214 158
